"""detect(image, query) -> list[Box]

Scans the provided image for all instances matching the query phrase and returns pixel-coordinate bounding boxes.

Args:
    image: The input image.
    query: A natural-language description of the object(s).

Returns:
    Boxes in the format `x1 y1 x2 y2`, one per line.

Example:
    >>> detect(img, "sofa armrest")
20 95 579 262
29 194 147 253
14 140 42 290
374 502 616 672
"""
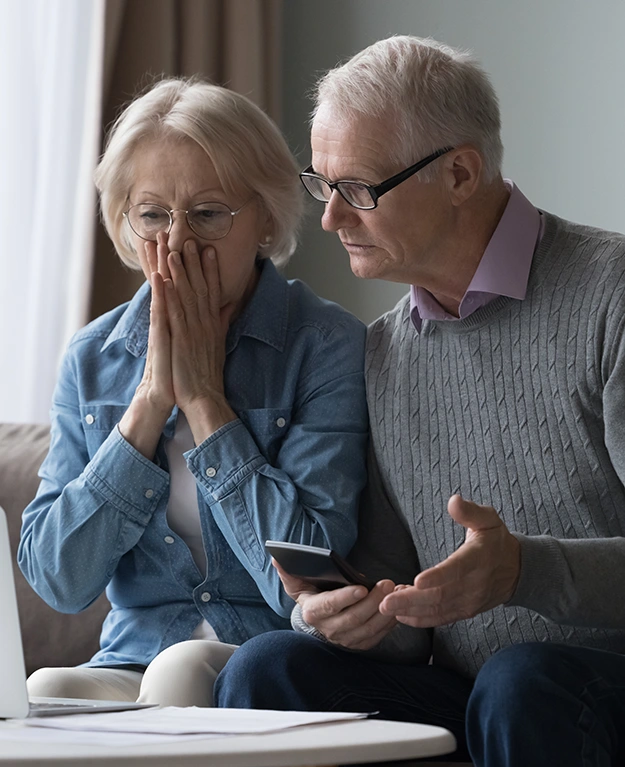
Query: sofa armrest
0 423 110 675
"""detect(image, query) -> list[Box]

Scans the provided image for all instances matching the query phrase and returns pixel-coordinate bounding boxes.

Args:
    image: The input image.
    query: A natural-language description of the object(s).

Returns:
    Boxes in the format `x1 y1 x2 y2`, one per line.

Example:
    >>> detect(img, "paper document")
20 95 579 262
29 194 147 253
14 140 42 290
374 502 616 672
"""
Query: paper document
24 706 370 735
0 723 214 746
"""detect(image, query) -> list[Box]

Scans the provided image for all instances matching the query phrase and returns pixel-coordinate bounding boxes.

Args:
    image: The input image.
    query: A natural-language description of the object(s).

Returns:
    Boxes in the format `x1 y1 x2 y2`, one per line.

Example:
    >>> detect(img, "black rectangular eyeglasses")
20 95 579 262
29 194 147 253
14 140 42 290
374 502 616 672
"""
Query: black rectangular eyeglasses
299 146 454 210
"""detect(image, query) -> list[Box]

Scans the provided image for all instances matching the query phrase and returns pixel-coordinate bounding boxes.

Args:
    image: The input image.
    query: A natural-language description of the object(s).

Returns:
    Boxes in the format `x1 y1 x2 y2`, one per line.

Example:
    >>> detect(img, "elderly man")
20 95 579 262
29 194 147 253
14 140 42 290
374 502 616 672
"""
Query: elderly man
214 36 625 766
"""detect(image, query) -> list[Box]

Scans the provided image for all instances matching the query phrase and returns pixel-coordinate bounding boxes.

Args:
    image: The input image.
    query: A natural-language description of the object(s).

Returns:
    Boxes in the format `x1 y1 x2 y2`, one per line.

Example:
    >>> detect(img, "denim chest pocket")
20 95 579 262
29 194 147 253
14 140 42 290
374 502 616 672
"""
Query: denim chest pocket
80 404 128 459
238 407 292 463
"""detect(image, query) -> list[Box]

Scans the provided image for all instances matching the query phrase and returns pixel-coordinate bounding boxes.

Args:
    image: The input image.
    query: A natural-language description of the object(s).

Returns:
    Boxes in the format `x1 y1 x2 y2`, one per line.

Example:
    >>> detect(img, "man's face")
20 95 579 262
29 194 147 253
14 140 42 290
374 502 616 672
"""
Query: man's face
310 106 454 287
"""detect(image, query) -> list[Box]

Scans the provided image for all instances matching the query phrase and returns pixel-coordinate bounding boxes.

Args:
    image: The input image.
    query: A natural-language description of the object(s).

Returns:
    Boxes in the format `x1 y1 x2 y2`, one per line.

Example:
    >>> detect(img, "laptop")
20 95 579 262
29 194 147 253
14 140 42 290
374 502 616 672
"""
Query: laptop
0 506 154 718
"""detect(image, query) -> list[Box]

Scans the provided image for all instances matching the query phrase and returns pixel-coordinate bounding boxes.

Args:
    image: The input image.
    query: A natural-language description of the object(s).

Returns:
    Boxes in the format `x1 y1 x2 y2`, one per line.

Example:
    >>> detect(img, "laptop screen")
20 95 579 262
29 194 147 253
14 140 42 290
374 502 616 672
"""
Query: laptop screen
0 506 30 718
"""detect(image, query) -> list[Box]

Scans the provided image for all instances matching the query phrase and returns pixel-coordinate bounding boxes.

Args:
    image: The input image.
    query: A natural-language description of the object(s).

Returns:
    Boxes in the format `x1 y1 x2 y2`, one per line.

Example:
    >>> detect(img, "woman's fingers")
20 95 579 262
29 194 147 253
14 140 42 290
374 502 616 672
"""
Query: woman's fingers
167 241 222 339
181 240 207 295
144 242 158 283
149 271 172 380
162 240 230 418
119 271 174 458
201 245 221 321
156 231 171 280
162 262 187 337
182 240 212 330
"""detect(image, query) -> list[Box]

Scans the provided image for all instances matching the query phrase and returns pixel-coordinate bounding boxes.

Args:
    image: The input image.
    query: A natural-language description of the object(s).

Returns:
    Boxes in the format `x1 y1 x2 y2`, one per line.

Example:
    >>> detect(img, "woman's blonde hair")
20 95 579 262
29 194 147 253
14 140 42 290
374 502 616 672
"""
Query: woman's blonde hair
95 78 302 269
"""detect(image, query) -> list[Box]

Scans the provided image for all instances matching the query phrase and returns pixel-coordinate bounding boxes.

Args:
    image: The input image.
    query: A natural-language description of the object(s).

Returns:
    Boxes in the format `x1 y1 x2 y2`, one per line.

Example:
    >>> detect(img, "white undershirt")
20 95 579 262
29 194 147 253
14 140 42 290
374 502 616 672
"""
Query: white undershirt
165 411 218 641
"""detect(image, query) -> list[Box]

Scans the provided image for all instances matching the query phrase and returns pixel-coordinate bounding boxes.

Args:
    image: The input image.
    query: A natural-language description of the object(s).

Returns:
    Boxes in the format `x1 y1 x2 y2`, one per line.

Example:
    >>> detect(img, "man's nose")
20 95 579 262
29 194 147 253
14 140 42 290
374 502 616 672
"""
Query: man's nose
321 191 359 233
167 210 198 253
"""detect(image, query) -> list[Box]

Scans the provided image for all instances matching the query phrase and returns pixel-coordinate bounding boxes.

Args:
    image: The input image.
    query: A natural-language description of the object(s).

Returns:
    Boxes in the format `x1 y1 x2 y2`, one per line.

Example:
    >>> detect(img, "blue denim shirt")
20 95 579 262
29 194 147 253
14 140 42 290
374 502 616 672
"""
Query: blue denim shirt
18 260 368 666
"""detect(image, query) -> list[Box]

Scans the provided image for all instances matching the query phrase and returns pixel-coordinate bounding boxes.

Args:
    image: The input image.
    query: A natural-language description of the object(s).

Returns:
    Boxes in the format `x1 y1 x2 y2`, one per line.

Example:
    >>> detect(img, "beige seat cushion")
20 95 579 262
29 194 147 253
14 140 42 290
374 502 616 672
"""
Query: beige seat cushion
0 423 110 675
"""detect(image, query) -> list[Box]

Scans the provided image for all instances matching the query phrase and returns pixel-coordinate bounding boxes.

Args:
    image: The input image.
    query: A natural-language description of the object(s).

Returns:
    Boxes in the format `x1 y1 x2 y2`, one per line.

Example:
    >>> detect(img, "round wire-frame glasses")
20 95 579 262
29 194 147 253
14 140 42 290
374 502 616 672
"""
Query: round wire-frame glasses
299 146 454 210
123 199 250 241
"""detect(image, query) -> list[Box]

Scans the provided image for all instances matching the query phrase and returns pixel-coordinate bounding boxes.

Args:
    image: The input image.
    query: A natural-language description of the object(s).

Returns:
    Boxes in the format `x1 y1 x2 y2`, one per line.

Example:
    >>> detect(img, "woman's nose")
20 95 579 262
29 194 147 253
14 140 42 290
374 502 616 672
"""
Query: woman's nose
167 210 197 253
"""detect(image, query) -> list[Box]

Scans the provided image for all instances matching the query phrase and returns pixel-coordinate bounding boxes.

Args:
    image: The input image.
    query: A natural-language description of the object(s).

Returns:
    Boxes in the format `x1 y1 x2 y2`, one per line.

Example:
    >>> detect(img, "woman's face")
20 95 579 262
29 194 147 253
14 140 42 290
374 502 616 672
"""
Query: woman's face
127 136 270 312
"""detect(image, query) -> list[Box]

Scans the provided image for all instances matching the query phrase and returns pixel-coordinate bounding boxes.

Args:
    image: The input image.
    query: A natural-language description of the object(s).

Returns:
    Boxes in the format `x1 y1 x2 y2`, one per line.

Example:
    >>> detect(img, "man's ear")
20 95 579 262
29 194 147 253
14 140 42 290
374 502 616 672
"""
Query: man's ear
443 146 483 206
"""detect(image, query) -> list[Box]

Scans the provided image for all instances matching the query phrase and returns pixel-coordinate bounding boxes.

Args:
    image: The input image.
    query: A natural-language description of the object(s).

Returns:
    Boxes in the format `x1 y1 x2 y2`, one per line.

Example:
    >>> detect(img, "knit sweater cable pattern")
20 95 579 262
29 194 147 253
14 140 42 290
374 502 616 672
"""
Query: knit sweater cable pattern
366 211 625 679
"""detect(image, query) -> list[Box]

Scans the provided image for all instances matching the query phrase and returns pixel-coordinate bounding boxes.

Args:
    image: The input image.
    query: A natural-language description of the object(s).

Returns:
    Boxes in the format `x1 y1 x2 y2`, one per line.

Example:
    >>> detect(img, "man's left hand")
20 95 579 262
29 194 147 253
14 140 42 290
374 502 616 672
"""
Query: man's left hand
379 495 521 627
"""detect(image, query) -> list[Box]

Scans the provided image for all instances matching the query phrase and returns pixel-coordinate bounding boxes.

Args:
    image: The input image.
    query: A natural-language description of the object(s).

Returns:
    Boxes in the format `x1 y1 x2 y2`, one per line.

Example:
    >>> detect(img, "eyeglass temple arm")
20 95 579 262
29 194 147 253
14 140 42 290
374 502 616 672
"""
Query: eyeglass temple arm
373 146 454 198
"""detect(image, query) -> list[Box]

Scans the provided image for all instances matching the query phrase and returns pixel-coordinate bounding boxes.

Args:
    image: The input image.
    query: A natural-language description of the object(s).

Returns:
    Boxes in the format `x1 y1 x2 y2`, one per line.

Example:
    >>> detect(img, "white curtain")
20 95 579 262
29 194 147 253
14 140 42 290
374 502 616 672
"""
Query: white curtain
0 0 105 423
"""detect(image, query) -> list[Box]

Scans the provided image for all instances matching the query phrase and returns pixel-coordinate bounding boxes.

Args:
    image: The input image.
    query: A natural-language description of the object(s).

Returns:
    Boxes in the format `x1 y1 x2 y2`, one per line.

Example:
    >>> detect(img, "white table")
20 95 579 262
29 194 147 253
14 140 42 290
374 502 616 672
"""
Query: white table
0 718 456 766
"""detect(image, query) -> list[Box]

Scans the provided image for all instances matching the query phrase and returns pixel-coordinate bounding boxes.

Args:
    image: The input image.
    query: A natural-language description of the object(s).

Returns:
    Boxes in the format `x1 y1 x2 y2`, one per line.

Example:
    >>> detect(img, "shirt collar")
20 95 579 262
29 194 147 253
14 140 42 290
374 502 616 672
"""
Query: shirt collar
226 259 288 354
410 181 541 332
100 258 289 358
100 280 151 357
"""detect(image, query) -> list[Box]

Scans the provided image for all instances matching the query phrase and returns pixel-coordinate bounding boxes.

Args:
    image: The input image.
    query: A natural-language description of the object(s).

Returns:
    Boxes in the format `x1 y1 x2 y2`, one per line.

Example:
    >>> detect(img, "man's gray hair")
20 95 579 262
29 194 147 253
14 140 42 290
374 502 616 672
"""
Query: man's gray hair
313 36 503 182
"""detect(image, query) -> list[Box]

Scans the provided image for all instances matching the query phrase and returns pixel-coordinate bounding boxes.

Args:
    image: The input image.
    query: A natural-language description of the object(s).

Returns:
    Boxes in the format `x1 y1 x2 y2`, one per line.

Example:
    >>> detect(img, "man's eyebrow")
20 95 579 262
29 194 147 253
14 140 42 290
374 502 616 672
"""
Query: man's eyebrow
310 167 378 185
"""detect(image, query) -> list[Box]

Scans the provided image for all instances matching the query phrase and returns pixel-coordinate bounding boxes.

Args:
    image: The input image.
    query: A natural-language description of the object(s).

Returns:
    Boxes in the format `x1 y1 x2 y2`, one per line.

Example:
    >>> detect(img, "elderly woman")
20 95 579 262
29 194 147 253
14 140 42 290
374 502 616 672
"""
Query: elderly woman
18 78 368 707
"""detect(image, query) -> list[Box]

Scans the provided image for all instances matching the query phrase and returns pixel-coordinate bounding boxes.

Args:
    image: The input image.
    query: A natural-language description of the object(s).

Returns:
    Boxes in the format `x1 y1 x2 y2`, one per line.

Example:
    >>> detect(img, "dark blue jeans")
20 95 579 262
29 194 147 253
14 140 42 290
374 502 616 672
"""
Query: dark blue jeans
214 631 625 766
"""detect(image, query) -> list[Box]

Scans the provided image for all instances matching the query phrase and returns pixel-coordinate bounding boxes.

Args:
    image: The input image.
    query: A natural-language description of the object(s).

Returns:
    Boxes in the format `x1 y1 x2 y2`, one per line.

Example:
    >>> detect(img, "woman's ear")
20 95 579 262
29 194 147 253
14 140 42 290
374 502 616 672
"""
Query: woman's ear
256 202 274 249
258 208 274 249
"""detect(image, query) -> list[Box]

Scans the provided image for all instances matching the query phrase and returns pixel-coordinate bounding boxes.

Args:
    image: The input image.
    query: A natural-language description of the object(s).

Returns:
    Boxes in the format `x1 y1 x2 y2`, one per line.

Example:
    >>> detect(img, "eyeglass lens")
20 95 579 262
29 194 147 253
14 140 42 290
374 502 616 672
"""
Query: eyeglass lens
301 176 374 209
126 202 236 241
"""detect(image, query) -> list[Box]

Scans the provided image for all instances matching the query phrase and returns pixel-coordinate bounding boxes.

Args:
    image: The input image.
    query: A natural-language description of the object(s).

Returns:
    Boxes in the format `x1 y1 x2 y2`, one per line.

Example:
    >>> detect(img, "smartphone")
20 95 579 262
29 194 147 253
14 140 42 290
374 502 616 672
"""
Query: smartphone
265 540 376 591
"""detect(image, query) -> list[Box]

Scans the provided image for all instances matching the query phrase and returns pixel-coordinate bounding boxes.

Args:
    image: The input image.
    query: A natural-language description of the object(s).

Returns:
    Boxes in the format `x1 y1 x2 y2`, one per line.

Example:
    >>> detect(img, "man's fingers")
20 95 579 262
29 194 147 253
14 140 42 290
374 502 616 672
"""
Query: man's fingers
272 560 319 601
411 543 479 590
385 583 476 626
447 494 501 531
380 583 440 615
301 585 370 622
380 577 475 615
394 597 473 628
303 580 392 634
315 582 398 647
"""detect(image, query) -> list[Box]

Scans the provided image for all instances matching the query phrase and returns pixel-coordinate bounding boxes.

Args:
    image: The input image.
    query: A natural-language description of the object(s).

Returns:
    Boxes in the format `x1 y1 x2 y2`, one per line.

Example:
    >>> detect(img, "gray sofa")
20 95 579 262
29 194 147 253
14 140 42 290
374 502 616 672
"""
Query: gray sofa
0 423 109 676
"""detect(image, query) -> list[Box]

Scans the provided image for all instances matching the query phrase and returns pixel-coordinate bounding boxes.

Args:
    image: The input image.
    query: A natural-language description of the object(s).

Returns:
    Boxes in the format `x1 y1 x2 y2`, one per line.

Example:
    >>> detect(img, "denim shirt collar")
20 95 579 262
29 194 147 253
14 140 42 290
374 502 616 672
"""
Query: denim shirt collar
100 259 289 358
227 259 288 354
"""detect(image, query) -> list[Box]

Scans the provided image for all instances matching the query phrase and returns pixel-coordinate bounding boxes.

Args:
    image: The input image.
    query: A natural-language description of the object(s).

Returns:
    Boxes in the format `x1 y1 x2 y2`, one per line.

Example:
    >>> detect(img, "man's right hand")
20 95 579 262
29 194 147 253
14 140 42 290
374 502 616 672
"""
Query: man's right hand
273 560 398 651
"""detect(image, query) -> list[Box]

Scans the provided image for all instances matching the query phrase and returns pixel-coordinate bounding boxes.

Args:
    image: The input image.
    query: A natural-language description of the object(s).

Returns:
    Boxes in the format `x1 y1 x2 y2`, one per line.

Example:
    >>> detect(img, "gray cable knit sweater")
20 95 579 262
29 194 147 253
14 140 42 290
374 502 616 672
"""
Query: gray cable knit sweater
363 211 625 679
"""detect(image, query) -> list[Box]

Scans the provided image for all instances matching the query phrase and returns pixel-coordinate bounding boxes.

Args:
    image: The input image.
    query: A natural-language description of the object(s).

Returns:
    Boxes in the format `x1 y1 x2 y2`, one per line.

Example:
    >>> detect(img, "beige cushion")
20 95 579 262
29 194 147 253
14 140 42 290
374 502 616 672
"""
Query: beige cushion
0 423 110 675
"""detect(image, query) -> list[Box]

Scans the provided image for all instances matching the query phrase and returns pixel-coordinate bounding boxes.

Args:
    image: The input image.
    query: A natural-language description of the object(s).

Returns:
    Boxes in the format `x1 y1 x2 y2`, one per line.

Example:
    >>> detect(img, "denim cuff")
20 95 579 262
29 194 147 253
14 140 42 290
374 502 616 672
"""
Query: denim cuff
84 425 168 524
185 419 264 498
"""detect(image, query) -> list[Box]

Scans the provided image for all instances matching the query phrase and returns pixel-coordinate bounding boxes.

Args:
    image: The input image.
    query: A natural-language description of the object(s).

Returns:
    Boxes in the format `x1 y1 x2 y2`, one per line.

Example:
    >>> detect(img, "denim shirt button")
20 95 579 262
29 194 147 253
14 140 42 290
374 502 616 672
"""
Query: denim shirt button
144 489 154 499
200 591 211 602
206 467 217 478
85 414 95 425
164 536 174 544
276 417 286 428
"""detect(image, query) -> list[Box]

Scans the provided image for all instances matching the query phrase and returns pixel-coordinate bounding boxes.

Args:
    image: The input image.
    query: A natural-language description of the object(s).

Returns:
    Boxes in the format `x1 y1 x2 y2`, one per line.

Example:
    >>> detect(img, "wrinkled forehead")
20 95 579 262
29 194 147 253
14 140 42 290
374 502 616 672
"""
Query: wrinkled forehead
311 105 401 182
127 134 246 200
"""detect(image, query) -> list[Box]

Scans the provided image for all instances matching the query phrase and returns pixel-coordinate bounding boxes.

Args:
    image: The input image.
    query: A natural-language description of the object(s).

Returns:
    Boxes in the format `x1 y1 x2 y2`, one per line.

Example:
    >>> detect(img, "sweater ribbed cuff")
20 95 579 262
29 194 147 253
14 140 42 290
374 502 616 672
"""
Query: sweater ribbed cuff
290 603 329 643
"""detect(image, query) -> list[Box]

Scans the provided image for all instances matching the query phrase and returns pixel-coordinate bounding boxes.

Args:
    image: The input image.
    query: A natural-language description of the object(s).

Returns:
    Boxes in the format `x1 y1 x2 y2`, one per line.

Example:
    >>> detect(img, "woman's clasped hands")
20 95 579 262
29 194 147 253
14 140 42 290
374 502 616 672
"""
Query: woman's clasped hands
121 233 238 458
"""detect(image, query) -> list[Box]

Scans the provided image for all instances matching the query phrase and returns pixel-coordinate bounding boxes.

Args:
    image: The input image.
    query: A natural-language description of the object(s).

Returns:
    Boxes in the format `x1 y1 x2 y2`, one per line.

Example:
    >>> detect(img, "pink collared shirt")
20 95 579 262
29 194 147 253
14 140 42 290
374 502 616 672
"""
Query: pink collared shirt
410 181 542 332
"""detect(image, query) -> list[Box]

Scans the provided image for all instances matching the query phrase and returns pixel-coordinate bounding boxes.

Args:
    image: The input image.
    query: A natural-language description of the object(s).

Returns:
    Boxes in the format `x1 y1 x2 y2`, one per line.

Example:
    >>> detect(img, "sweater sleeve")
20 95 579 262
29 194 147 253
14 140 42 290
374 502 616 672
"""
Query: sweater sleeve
507 310 625 628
